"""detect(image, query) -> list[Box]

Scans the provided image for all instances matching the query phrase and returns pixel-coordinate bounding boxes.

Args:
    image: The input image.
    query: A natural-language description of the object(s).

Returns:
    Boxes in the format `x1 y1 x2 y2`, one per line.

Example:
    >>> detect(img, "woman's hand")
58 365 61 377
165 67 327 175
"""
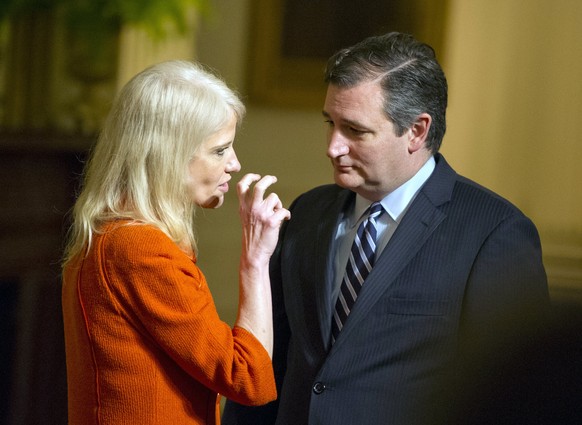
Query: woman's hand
237 173 291 267
235 174 290 357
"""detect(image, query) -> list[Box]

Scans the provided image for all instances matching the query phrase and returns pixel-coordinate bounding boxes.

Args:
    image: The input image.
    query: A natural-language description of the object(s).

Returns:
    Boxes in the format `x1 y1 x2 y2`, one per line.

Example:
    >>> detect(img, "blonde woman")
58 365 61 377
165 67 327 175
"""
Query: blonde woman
62 60 290 425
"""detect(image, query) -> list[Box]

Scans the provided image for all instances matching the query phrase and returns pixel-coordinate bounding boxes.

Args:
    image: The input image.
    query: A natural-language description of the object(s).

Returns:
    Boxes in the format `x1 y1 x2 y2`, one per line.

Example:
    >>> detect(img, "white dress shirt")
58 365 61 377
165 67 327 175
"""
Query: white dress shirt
331 156 436 303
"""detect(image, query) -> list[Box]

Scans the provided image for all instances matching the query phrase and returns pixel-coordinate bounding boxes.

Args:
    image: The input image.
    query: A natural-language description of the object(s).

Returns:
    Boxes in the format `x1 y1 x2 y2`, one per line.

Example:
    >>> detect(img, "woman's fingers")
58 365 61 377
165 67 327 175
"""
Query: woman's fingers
237 173 261 202
237 173 291 231
237 174 285 214
237 173 290 263
262 193 290 221
249 175 278 204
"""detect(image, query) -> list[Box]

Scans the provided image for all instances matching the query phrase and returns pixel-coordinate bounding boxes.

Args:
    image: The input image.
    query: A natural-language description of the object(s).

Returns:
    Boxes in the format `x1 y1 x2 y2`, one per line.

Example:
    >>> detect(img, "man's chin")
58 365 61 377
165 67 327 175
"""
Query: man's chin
334 173 359 191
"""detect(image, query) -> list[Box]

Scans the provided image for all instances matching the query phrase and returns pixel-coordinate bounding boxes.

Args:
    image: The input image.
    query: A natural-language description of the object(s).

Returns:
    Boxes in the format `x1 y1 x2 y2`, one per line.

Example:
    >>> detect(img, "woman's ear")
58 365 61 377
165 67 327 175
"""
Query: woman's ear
408 113 432 154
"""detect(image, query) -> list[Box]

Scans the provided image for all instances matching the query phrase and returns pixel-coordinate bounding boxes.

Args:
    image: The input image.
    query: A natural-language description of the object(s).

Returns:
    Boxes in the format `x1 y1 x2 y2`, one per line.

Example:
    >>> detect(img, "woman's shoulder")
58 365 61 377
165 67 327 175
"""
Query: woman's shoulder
102 220 169 241
97 220 186 260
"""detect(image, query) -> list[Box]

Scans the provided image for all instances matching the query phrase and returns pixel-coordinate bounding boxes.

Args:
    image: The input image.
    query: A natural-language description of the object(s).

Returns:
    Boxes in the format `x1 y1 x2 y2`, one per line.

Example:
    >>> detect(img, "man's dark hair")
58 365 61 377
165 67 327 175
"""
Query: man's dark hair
325 32 448 154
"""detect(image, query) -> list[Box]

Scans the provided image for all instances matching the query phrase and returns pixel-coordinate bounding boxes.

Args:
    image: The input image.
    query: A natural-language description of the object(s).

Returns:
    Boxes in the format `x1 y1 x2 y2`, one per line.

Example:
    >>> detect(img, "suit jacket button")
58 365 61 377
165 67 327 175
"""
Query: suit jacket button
313 382 325 394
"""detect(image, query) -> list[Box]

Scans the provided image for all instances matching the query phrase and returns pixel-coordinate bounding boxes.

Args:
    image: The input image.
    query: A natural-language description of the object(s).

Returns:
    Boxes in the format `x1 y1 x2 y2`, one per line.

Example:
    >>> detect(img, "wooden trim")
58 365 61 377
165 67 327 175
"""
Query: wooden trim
247 0 449 108
544 244 582 304
0 130 94 152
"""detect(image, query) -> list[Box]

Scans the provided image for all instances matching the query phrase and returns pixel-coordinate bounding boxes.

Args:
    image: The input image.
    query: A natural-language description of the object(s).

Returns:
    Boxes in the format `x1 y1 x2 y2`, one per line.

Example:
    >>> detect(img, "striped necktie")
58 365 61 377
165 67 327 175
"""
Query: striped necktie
331 202 383 343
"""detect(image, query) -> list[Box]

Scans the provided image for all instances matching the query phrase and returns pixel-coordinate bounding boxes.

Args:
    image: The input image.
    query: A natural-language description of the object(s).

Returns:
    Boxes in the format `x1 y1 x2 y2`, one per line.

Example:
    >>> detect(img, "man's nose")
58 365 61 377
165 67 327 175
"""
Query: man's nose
327 132 349 158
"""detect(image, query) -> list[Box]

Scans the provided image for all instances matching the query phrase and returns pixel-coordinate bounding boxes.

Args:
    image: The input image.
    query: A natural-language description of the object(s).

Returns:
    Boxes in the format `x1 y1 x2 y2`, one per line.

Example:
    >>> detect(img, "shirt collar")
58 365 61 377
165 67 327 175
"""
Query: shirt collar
351 156 436 226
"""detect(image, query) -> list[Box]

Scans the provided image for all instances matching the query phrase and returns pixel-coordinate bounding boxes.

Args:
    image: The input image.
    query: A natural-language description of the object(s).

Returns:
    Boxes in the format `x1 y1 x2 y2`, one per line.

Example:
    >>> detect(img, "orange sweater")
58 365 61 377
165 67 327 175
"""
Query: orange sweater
62 221 276 424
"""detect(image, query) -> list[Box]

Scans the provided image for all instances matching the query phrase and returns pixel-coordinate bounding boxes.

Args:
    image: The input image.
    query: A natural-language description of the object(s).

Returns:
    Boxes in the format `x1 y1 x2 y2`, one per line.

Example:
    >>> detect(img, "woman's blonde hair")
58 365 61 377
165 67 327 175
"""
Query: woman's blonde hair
63 60 245 265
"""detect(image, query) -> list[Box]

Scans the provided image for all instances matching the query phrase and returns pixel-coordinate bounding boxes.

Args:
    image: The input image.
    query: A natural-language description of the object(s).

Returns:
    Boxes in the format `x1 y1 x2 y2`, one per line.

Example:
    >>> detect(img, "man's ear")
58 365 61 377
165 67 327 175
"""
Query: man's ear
408 113 432 154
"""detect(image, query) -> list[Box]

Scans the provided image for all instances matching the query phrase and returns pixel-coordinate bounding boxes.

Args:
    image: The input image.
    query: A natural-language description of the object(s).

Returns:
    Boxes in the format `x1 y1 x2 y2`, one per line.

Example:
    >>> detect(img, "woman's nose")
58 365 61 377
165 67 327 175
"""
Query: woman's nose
227 150 241 173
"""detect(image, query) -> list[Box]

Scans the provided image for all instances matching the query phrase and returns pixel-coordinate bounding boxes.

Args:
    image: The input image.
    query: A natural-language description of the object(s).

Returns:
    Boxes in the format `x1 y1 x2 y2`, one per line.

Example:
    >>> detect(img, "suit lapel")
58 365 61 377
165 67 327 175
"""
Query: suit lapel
331 155 457 348
302 189 353 354
348 194 446 321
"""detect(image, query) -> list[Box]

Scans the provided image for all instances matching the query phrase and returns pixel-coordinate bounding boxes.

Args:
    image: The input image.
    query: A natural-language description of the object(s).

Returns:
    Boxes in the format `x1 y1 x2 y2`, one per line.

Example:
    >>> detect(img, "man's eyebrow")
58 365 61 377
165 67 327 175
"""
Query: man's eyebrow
321 111 371 131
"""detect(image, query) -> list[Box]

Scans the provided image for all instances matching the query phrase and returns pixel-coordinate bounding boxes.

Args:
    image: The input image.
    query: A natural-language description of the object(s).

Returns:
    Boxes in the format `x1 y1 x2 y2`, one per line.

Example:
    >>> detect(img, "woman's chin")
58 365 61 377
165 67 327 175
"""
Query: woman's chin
198 195 224 209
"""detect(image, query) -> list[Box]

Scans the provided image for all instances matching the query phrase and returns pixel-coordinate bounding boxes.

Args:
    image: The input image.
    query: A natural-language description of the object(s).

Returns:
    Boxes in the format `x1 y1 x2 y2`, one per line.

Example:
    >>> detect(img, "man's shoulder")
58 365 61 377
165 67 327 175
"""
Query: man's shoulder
291 184 344 204
300 183 344 198
452 174 524 216
286 184 351 222
432 154 526 219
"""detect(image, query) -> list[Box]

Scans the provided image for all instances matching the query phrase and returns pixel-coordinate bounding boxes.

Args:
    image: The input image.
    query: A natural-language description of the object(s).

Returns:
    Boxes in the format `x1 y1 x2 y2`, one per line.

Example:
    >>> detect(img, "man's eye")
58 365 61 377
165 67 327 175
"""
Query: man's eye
324 119 334 126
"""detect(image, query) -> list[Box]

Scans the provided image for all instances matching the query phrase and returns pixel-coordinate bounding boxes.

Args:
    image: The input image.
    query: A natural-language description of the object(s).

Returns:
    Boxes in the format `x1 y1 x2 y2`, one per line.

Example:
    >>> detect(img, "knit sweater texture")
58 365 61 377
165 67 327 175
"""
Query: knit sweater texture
62 221 276 424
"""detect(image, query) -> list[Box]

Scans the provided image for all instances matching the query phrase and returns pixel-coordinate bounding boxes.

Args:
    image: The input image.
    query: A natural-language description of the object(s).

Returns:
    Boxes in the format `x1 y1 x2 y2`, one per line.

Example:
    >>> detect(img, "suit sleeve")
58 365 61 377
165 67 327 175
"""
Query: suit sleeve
459 213 550 353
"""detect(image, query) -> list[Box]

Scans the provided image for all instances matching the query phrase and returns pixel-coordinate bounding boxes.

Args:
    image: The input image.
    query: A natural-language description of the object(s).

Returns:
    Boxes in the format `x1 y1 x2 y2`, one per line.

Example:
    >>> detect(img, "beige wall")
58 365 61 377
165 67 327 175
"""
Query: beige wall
195 0 582 323
442 0 582 302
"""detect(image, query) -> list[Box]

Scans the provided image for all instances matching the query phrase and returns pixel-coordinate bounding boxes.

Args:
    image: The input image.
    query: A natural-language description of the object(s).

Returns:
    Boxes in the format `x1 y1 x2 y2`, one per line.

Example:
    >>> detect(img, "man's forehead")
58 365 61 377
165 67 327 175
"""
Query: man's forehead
323 83 385 117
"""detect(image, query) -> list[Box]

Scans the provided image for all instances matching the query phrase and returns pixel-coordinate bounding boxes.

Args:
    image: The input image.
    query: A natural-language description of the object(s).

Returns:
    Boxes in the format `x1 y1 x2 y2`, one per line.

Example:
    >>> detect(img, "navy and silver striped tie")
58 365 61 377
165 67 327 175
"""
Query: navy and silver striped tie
331 202 383 343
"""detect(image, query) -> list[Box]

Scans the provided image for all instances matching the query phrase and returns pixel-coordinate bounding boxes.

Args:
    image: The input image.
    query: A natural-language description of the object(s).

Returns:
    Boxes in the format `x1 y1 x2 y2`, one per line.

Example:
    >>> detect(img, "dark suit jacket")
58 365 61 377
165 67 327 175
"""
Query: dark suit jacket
223 154 549 425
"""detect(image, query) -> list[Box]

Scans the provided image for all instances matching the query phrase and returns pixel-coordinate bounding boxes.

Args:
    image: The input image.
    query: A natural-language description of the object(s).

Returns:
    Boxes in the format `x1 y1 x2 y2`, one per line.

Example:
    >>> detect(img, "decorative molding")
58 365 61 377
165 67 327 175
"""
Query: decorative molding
116 8 199 91
544 242 582 304
246 0 449 108
1 9 198 136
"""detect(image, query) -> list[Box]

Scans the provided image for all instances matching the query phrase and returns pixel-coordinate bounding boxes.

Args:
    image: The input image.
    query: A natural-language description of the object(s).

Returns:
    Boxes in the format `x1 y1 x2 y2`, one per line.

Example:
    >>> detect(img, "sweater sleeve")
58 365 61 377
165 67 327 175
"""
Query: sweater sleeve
96 223 276 406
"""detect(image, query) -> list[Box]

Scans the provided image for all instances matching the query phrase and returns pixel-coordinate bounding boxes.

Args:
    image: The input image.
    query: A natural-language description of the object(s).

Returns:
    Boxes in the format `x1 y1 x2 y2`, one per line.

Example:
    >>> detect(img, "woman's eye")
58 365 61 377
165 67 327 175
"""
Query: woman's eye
216 148 227 157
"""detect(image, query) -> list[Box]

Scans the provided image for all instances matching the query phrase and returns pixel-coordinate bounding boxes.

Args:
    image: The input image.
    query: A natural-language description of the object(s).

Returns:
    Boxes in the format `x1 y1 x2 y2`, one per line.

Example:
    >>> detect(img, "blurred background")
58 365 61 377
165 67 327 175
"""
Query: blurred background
1 0 581 423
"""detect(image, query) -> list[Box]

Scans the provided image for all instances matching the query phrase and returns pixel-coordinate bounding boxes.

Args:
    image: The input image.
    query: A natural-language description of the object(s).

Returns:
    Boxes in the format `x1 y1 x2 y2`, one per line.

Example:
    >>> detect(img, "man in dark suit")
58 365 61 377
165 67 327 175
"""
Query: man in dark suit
223 32 549 425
